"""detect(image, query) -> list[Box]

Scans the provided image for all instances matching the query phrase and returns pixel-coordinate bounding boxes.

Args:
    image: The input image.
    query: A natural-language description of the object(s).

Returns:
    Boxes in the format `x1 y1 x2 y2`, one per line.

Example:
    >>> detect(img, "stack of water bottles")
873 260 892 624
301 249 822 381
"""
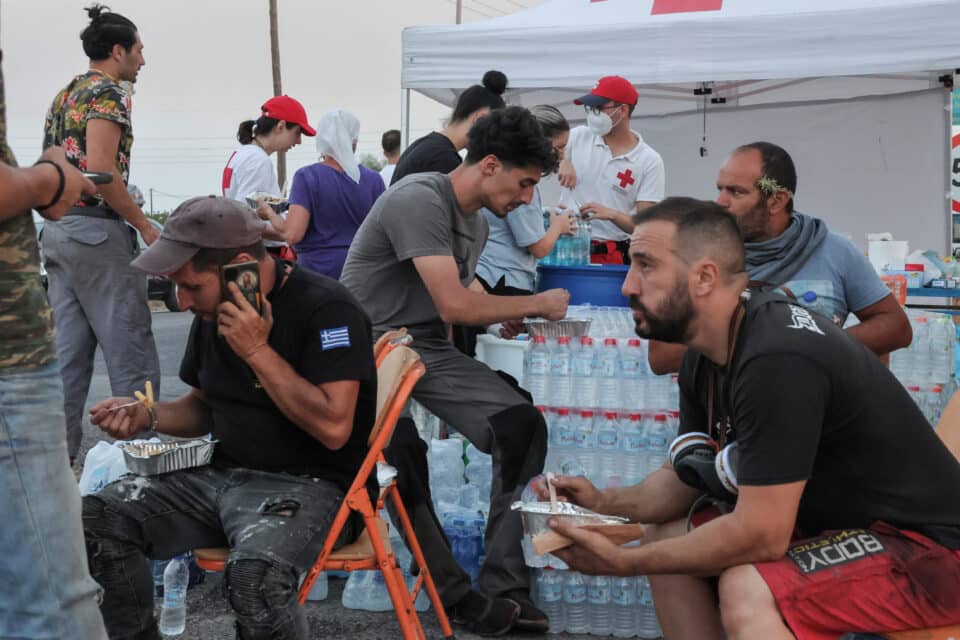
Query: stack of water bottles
889 309 957 425
523 332 679 485
520 314 675 638
341 514 430 612
430 438 489 585
533 568 661 638
540 208 592 267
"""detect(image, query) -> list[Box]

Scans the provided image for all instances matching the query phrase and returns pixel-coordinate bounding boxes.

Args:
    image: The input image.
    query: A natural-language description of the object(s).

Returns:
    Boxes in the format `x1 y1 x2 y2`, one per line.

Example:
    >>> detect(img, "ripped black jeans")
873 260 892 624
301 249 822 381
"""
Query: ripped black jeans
82 466 345 640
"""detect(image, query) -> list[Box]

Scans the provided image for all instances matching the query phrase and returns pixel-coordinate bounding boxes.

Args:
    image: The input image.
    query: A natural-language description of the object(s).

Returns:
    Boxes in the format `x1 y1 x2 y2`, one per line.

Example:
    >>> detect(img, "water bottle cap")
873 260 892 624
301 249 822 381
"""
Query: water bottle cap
536 405 547 412
604 338 618 346
533 335 547 343
908 385 921 391
581 410 594 417
557 408 570 415
580 336 594 345
557 336 571 344
629 413 641 420
654 413 667 422
627 338 641 346
604 411 618 419
932 385 943 392
802 291 817 303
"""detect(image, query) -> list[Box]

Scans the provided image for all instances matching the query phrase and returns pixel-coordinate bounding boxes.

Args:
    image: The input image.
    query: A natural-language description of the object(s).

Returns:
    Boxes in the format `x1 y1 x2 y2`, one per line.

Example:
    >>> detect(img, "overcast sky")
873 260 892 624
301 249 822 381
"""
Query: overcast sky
1 0 541 211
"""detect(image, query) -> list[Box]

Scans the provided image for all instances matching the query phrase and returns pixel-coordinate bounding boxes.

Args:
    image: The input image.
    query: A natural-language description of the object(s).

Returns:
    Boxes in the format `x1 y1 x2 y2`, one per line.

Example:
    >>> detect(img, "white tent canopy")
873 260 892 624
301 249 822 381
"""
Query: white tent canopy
402 0 960 118
401 0 960 253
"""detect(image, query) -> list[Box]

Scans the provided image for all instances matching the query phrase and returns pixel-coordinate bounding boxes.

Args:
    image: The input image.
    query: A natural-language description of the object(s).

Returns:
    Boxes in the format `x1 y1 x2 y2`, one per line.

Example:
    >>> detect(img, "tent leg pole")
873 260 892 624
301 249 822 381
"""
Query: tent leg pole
401 88 411 149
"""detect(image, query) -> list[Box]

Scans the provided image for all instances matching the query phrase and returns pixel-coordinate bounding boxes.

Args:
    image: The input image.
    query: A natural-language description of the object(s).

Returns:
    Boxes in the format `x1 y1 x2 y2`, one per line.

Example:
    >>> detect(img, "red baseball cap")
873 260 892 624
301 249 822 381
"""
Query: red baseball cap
261 95 316 136
574 76 638 107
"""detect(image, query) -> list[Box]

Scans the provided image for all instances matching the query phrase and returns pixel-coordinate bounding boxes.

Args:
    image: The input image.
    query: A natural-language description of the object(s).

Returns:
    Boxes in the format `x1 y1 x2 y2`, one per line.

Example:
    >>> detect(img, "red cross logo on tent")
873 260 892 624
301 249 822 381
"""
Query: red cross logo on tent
617 169 635 189
651 0 723 14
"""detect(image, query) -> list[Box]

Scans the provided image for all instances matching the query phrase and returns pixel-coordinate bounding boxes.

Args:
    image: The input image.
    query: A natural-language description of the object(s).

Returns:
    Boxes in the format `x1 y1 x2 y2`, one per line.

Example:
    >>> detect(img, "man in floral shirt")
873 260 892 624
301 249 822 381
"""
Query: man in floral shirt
41 5 160 462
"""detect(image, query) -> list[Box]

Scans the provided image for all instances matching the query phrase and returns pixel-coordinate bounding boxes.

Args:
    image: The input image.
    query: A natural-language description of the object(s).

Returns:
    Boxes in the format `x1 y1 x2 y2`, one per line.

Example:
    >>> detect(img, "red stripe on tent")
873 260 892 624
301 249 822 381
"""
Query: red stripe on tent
652 0 722 14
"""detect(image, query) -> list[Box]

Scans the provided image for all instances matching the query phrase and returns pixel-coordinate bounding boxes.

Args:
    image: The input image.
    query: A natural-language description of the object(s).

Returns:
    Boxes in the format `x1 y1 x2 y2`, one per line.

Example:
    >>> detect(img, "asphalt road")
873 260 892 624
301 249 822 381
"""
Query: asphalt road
77 310 597 640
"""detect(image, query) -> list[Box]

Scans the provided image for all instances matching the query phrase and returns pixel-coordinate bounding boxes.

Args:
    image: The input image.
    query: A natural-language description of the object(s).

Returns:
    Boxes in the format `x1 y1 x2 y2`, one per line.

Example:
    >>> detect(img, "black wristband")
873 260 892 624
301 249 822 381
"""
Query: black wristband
33 160 65 212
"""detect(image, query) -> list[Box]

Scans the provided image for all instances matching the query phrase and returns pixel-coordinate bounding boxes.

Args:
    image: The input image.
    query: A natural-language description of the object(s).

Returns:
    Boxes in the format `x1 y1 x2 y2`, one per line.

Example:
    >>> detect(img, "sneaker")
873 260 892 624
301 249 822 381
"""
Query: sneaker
503 588 549 633
447 591 520 637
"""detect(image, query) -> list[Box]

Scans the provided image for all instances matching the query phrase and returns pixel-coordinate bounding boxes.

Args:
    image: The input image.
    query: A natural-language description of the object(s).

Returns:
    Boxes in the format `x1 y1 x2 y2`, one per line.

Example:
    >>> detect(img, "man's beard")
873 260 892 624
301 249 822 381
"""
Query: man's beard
629 278 693 343
738 200 771 243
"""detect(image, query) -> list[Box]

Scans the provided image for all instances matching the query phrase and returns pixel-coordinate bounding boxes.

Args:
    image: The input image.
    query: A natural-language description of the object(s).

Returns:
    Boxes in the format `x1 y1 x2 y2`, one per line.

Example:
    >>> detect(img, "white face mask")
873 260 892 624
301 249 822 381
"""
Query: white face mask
587 108 623 137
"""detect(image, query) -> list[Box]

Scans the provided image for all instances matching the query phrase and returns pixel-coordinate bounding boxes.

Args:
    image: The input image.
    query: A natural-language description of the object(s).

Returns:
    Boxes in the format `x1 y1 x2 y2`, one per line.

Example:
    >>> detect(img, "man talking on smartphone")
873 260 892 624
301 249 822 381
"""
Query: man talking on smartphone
83 195 377 639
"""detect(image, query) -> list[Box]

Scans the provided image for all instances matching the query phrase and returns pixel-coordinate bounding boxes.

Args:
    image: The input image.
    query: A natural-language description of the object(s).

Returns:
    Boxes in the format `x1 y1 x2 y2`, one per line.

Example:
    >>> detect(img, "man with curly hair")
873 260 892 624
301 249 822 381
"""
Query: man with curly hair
342 106 569 635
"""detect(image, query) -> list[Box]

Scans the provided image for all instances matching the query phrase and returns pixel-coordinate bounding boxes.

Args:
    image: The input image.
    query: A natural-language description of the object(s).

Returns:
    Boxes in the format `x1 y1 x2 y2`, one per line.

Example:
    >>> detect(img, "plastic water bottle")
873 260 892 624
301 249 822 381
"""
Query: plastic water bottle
645 413 671 474
367 570 393 611
596 338 621 411
595 411 621 488
620 412 646 485
929 316 955 382
341 570 367 609
571 336 597 409
553 408 575 470
636 576 661 639
305 571 328 601
159 554 189 636
611 576 638 638
619 338 646 411
524 336 551 407
563 571 589 634
573 409 596 481
538 568 566 634
587 575 613 636
908 315 930 382
549 337 573 407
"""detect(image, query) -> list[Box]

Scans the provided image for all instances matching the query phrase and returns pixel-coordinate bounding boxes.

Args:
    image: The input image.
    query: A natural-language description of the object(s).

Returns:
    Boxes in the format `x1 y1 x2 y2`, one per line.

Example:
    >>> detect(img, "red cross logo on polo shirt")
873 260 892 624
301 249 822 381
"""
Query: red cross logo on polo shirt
617 169 636 189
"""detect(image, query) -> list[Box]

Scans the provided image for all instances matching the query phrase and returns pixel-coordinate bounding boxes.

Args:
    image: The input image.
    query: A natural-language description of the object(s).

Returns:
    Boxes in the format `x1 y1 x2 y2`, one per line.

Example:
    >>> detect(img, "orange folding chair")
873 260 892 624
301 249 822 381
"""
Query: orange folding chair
196 342 453 639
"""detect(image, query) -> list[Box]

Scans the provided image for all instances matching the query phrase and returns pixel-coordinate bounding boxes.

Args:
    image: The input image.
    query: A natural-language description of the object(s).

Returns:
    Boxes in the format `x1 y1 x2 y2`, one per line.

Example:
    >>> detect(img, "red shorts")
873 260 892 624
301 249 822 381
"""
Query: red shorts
754 522 960 640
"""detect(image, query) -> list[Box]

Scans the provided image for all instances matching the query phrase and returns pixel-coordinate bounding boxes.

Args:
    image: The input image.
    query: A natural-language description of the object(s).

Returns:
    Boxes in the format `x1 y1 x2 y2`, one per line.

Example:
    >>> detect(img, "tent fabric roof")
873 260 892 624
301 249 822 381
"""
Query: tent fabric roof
401 0 960 114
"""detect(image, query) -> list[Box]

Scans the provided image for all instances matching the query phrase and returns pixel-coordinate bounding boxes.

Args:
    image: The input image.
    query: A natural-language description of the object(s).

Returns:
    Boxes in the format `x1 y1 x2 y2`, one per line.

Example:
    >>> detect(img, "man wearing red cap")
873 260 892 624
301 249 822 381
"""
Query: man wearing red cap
559 75 665 264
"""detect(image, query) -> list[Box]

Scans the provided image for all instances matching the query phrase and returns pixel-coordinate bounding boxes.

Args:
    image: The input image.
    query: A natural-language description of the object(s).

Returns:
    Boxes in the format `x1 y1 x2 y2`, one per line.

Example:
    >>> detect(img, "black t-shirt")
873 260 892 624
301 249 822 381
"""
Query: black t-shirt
390 132 461 186
679 291 960 549
179 261 376 491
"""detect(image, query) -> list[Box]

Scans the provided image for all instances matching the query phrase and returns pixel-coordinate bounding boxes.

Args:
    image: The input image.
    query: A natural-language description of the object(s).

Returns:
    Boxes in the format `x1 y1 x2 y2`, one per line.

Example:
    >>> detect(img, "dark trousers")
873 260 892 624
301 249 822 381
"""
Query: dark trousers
383 334 547 606
82 466 348 640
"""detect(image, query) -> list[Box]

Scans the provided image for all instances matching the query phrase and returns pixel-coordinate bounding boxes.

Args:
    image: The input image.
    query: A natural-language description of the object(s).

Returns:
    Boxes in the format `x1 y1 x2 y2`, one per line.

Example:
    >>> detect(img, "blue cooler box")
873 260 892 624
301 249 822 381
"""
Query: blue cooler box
537 264 629 307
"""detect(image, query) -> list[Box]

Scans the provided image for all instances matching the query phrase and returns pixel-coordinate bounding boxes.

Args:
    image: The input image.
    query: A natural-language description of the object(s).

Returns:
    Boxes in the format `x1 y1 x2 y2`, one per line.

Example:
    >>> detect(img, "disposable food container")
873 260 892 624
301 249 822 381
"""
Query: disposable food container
522 318 592 338
121 438 216 476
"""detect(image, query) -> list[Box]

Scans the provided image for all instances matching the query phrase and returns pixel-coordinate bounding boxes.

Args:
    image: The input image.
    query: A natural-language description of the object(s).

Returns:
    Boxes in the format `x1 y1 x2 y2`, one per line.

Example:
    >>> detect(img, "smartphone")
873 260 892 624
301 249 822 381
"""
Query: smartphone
82 171 114 185
220 261 262 313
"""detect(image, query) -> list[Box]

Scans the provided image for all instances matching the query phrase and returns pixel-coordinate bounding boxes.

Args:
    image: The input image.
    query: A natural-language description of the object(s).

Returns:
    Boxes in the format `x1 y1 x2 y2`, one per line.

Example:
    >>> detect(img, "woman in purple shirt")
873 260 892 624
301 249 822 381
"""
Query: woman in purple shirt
266 109 384 279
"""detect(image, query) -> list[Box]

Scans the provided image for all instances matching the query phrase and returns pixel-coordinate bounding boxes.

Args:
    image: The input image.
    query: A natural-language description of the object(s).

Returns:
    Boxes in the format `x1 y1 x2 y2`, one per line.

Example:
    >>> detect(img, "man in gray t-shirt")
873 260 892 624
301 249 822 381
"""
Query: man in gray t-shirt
648 142 911 374
342 107 568 635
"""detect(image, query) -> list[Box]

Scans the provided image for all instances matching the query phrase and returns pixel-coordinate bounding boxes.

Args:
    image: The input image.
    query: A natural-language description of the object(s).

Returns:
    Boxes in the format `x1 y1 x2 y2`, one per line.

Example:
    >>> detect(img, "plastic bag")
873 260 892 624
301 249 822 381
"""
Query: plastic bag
907 250 942 285
77 441 130 495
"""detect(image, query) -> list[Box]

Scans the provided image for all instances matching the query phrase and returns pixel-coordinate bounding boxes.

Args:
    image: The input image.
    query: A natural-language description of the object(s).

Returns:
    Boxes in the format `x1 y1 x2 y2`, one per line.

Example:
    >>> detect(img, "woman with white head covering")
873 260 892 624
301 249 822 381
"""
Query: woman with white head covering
264 109 385 279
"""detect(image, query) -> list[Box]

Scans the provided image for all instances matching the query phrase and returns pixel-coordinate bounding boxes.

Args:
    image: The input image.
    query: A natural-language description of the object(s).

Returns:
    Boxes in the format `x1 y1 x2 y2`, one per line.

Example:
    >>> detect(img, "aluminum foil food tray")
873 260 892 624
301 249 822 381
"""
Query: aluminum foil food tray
522 318 592 338
121 438 216 476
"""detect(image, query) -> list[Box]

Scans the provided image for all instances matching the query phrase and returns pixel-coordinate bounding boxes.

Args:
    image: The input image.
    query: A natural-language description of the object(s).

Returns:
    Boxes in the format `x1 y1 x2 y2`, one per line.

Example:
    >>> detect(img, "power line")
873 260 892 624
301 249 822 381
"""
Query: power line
464 0 509 17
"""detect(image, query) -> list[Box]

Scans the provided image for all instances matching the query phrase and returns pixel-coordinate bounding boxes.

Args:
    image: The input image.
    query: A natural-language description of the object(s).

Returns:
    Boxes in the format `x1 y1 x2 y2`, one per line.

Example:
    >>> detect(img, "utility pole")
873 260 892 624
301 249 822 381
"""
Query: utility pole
456 0 462 24
269 0 285 189
149 187 154 214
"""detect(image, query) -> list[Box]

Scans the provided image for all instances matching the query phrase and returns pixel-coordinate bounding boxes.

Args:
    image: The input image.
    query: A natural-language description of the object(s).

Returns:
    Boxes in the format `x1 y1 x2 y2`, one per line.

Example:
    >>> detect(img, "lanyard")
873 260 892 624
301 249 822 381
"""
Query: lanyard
706 300 746 449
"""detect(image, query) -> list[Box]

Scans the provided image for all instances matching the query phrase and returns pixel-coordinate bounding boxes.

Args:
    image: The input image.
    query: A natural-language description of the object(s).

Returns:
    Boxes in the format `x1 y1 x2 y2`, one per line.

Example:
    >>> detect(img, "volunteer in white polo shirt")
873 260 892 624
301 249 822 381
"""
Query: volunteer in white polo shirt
559 75 665 264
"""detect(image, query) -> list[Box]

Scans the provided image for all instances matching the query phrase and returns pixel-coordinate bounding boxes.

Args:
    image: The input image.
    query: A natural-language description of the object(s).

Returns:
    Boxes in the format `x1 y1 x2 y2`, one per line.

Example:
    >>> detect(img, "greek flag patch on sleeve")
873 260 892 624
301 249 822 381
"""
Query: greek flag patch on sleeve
320 326 351 351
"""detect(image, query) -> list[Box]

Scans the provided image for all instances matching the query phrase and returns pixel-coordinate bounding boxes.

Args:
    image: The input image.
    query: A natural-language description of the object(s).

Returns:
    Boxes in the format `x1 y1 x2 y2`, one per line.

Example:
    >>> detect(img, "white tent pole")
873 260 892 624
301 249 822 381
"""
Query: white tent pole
401 88 411 149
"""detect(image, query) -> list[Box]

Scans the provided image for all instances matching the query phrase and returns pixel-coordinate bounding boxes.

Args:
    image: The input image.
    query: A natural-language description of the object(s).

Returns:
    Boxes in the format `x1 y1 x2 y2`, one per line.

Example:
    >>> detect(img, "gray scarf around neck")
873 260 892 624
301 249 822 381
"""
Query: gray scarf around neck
745 212 829 285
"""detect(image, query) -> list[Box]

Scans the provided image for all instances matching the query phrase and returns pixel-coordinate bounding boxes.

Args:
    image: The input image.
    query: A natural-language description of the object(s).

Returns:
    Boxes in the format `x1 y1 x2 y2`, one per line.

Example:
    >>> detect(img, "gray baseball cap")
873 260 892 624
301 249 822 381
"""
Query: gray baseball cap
131 196 264 274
